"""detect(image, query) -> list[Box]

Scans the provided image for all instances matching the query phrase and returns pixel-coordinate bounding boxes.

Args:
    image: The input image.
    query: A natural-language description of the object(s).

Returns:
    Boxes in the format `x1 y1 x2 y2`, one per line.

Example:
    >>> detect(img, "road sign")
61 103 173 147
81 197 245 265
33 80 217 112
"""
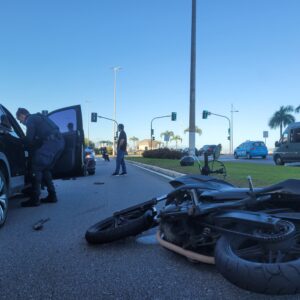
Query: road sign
263 131 268 138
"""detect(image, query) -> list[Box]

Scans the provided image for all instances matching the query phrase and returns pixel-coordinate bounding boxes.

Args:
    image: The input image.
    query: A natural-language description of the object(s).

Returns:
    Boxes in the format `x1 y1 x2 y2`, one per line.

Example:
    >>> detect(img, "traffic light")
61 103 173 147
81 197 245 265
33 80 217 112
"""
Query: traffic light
152 136 155 141
171 112 177 121
91 112 98 122
202 110 210 119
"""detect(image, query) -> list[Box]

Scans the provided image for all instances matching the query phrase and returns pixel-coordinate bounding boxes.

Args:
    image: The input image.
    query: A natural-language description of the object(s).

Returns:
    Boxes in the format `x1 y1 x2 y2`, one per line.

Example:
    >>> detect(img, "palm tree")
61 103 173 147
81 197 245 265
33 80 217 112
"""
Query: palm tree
296 105 300 113
170 135 182 149
160 130 174 147
129 136 139 150
268 106 295 138
184 126 202 136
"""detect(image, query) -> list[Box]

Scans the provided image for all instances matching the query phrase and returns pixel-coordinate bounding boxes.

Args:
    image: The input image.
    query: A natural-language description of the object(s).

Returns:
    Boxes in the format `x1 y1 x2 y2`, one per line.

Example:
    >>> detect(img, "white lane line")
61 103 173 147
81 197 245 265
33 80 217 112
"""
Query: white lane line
132 164 174 180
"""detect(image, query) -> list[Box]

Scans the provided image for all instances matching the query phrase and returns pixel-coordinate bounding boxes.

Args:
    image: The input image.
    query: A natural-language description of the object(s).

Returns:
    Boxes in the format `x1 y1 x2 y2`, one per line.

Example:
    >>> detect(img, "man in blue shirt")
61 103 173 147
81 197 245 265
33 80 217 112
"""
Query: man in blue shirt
112 123 127 176
16 108 65 207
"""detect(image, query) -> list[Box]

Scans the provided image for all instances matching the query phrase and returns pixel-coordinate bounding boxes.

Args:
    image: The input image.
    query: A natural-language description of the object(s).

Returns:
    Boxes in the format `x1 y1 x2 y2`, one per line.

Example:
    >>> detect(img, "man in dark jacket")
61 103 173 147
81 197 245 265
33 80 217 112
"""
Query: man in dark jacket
16 108 65 207
112 123 127 176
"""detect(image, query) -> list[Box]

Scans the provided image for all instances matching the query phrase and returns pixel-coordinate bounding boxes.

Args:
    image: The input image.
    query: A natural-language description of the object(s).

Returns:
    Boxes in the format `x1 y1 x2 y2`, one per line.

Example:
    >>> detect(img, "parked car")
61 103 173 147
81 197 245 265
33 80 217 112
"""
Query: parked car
197 145 217 156
0 104 85 228
273 122 300 165
234 141 268 159
84 147 96 175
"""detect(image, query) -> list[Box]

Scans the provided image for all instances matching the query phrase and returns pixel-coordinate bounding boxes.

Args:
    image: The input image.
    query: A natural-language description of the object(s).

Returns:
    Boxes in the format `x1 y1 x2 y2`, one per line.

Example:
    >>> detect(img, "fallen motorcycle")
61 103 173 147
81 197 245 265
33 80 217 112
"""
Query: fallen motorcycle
85 174 300 295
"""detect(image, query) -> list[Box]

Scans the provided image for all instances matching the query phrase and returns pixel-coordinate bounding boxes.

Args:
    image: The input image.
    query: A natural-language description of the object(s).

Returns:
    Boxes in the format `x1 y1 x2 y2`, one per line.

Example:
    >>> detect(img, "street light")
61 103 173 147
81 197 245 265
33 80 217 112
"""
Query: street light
112 66 122 156
230 104 239 154
202 110 231 153
85 100 92 144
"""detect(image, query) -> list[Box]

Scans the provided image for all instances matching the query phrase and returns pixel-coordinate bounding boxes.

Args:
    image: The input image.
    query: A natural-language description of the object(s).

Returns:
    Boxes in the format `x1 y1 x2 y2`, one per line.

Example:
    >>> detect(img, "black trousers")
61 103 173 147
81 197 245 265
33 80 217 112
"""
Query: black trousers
31 137 65 199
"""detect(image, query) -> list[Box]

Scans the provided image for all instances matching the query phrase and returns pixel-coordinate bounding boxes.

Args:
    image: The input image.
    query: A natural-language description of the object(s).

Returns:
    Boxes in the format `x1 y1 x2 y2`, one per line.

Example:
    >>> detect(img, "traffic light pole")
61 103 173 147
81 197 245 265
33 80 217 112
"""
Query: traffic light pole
208 112 231 154
91 112 119 154
96 115 119 154
97 115 118 127
150 115 171 150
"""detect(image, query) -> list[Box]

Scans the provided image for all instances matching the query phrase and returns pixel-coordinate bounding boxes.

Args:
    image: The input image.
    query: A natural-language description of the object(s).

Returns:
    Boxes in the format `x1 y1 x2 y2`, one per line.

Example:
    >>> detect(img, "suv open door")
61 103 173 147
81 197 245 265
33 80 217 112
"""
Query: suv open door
47 105 85 178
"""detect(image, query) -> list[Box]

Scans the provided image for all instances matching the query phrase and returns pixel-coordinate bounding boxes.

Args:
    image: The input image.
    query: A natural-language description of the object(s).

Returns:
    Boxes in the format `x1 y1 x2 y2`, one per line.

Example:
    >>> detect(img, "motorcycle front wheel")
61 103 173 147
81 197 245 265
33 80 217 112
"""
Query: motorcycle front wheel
85 209 156 244
215 229 300 295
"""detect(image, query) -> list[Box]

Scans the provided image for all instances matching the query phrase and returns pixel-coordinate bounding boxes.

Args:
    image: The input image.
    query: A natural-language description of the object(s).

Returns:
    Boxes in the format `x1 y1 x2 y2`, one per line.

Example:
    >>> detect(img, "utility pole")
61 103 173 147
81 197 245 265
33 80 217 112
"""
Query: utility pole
112 66 122 156
230 104 239 154
85 100 92 145
189 0 196 155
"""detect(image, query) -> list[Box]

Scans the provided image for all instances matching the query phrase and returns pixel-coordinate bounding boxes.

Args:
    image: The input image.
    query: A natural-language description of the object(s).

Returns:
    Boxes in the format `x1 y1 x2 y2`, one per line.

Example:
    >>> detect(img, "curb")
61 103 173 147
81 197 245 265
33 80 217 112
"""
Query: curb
126 160 185 179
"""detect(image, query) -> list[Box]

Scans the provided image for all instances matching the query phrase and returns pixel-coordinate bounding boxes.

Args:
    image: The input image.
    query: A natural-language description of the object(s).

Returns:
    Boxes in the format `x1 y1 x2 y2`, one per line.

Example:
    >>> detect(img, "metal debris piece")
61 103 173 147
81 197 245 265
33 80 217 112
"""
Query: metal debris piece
33 218 50 230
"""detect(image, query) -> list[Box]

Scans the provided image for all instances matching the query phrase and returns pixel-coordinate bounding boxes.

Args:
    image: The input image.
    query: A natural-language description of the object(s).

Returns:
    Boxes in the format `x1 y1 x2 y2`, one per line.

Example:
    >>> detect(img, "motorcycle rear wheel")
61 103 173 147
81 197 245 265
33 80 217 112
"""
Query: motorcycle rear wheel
85 209 155 244
215 229 300 295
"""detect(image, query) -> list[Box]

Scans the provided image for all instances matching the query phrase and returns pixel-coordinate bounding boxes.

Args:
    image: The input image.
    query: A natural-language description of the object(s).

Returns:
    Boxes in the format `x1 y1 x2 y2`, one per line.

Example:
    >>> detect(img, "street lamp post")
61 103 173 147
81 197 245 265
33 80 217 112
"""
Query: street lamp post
85 100 92 145
230 104 239 154
112 66 122 156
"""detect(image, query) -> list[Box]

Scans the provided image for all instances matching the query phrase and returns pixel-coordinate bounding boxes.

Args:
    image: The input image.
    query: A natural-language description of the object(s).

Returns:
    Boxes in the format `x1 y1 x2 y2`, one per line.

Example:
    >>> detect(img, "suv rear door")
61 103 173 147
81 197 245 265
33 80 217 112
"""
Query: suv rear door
47 105 85 178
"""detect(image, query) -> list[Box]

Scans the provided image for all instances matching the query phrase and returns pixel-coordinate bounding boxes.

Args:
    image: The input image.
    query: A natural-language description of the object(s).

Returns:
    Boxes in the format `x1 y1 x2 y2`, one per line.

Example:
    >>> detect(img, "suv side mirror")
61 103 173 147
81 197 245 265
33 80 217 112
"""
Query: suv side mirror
275 141 279 147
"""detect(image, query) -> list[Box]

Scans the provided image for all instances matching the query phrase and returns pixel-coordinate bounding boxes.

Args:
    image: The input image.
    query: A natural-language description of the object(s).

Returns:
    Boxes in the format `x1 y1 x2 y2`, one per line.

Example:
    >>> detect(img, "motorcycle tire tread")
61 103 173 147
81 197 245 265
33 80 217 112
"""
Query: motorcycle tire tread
85 209 154 244
215 236 300 295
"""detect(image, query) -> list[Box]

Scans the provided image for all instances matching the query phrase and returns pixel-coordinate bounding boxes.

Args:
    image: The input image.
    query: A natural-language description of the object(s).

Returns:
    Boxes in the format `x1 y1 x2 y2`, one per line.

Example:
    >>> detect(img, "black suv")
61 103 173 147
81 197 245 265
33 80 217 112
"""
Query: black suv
0 104 85 227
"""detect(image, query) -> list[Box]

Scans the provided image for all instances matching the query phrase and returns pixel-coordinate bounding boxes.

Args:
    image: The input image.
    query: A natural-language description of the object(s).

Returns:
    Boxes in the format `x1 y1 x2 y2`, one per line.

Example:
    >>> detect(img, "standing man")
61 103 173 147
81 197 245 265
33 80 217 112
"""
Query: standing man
16 108 65 207
112 123 127 176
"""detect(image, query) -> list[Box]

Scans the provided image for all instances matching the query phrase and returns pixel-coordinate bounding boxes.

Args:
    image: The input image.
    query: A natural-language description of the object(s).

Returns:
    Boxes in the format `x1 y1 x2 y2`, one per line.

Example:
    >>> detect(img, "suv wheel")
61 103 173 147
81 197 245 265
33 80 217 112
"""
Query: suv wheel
274 155 284 166
0 170 8 227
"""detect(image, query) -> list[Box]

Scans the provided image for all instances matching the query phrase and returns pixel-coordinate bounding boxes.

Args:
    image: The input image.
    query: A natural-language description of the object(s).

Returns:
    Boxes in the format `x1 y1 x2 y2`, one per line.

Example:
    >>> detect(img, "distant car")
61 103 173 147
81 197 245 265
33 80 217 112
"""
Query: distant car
234 141 268 159
198 145 217 156
84 147 96 175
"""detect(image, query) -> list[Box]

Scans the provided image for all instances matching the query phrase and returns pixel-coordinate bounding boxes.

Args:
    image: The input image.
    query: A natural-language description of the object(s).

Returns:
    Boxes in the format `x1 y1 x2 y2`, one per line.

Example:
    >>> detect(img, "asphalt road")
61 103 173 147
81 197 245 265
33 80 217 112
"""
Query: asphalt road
0 158 299 300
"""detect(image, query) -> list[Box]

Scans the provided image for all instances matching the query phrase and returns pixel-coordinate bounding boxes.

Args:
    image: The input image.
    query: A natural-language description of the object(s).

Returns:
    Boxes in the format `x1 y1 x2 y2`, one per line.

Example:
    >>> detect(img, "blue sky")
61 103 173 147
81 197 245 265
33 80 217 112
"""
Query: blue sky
1 0 300 152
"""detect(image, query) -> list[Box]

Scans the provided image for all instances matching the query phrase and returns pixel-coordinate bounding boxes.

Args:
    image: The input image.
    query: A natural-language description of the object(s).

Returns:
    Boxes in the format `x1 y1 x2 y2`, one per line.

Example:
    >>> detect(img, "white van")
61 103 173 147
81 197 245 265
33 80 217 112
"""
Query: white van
273 122 300 165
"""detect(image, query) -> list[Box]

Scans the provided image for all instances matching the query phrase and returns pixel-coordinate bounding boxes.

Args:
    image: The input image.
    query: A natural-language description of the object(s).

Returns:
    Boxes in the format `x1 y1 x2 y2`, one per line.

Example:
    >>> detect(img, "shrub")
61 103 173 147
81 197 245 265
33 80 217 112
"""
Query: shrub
142 148 183 159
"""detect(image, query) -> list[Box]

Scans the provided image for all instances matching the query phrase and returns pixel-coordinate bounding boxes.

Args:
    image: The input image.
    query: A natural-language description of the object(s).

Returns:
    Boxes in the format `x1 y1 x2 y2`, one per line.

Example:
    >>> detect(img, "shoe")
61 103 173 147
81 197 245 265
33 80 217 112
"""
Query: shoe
41 194 57 203
120 172 127 176
112 172 119 176
21 198 40 207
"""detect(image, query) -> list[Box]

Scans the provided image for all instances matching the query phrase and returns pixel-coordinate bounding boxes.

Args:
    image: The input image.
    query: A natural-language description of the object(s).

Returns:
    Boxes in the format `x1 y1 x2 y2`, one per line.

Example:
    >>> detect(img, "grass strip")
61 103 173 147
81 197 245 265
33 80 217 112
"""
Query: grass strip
126 157 300 187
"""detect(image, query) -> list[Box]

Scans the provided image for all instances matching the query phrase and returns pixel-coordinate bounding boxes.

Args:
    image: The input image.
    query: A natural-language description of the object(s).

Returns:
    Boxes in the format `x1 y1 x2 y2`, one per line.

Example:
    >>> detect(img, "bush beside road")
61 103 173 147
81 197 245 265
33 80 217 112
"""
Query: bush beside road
126 156 300 187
